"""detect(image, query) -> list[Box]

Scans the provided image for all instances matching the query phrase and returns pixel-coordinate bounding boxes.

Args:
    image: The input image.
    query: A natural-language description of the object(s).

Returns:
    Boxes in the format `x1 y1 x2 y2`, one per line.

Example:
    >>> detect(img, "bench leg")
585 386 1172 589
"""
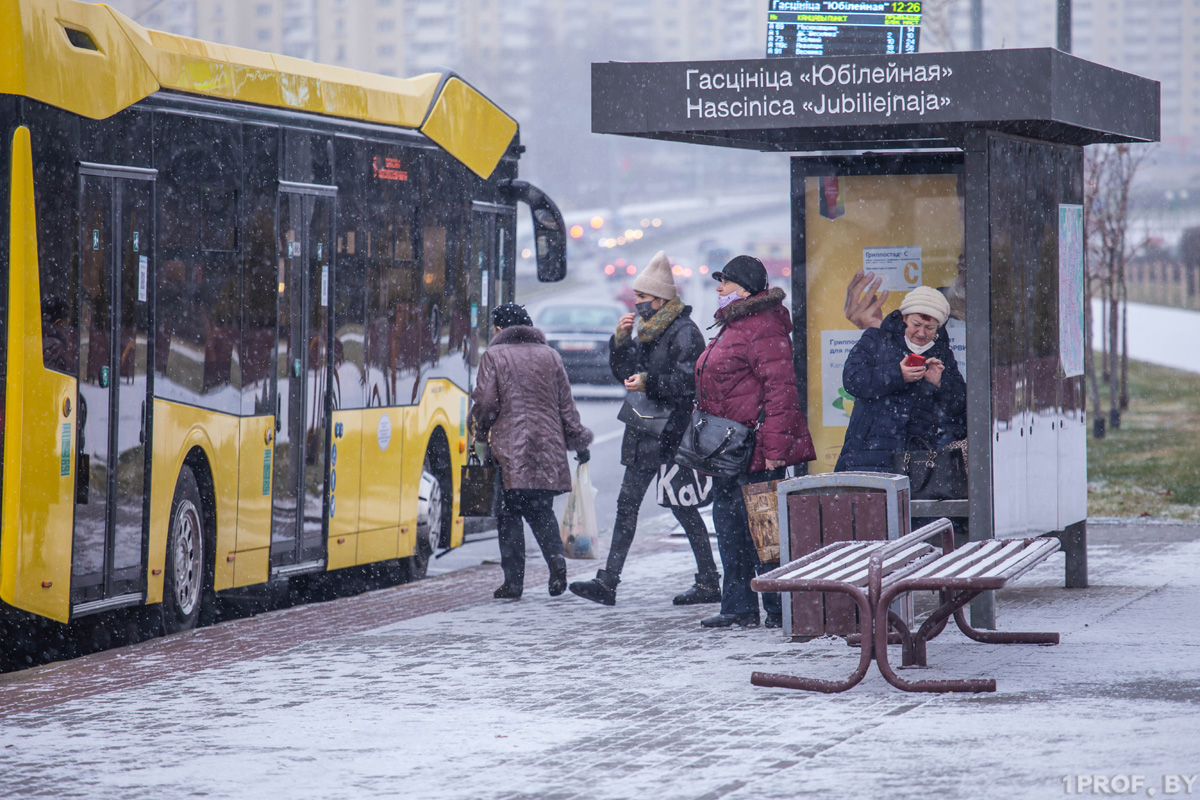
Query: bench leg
874 584 996 693
1058 521 1088 589
953 607 1060 645
751 586 875 694
885 609 917 666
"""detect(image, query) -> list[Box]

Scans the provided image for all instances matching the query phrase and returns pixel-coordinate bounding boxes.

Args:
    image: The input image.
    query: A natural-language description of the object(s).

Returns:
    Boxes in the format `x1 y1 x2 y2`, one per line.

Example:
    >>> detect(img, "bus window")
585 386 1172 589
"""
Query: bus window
30 103 80 375
362 147 422 407
240 126 281 417
153 114 241 414
333 239 366 410
284 128 333 186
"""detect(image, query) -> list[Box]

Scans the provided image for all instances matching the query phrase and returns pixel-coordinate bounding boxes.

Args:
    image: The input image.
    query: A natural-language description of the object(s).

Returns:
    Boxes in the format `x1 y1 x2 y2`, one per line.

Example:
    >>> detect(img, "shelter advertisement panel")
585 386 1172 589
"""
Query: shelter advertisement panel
796 157 965 473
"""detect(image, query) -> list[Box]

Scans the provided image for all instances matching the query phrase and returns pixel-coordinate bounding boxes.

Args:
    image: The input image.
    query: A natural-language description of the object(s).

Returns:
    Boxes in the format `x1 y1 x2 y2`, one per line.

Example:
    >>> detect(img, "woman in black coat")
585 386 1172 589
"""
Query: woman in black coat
570 252 720 607
836 286 966 473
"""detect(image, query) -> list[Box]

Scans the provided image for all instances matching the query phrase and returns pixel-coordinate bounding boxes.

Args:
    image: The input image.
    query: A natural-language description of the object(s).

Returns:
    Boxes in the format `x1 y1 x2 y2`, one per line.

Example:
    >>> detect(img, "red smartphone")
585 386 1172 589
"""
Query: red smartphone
904 353 926 367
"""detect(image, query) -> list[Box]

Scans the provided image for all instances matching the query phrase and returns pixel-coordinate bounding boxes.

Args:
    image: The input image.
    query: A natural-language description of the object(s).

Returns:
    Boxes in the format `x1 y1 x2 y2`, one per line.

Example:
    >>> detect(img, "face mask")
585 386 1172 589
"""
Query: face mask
635 301 657 321
905 336 936 355
717 292 740 311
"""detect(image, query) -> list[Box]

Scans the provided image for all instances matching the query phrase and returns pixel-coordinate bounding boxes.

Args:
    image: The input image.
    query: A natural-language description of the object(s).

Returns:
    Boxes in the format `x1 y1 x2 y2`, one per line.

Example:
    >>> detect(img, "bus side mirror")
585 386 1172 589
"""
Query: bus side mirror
500 179 567 283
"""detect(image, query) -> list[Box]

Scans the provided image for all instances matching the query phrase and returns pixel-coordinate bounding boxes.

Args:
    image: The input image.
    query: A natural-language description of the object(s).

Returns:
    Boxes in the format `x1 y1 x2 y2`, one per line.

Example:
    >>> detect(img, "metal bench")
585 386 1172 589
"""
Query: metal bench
871 525 1060 693
749 526 941 693
750 518 1061 693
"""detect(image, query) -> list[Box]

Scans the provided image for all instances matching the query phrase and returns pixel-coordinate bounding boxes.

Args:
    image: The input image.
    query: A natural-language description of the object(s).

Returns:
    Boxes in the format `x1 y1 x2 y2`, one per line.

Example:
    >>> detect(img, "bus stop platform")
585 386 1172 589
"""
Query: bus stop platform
1 517 1198 800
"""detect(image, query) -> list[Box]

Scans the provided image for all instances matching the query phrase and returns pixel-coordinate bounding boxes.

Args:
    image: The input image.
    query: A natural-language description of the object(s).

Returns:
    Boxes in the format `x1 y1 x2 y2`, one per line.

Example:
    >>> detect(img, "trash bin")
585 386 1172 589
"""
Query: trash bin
776 473 912 638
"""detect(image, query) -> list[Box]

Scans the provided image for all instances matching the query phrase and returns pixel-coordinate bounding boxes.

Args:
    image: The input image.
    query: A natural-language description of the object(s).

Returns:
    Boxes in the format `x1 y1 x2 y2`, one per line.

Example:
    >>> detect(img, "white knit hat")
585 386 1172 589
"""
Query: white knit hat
899 285 951 327
632 251 677 300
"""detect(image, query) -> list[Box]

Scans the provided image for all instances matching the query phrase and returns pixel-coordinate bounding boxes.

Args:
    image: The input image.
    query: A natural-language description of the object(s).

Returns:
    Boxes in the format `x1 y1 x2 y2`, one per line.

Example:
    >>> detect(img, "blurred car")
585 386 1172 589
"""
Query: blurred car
534 302 625 385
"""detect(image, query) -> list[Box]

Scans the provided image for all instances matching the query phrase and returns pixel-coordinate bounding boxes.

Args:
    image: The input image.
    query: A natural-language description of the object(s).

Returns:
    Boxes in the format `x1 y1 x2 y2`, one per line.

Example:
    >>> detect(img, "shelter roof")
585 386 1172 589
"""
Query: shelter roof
592 49 1159 151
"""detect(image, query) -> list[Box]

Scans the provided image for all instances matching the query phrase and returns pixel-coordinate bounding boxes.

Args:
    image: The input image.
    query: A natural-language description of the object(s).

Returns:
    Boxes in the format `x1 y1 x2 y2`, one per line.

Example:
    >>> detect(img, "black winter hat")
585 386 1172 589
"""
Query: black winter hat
491 302 533 329
713 255 767 295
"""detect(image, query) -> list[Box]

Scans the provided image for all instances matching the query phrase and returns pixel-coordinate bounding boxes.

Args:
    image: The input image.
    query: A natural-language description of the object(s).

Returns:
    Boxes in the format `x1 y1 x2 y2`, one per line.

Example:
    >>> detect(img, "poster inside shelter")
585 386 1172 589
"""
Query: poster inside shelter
862 246 922 291
804 171 965 473
1058 204 1085 378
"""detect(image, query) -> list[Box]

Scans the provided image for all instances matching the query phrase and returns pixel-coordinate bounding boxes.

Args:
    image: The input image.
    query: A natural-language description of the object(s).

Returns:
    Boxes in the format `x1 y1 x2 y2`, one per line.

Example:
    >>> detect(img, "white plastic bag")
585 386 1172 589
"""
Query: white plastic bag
560 462 601 559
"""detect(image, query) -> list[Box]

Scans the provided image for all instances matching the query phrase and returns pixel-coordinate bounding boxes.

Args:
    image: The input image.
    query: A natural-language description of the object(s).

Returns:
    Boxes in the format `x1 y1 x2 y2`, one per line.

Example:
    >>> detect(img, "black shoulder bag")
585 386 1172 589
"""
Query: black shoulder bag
617 392 674 438
674 408 756 478
893 436 968 500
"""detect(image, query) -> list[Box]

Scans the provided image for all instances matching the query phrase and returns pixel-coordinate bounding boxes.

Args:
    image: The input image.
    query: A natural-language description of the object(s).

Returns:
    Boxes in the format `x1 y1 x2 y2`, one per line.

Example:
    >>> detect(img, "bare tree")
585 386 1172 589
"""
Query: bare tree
1083 143 1149 438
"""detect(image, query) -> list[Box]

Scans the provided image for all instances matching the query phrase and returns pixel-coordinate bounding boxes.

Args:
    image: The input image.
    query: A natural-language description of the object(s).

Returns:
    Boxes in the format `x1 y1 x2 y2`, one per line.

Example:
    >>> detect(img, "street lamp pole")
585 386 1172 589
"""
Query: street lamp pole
1057 0 1072 53
970 0 983 50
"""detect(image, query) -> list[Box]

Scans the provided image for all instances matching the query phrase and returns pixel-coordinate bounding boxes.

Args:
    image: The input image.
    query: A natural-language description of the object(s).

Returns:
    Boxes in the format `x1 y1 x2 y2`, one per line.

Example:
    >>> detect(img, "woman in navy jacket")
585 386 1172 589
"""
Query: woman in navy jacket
835 286 965 473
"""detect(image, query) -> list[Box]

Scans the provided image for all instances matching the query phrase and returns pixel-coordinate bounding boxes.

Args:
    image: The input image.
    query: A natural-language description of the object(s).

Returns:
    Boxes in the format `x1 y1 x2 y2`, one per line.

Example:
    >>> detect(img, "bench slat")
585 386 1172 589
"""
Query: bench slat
941 541 1026 579
906 540 1009 579
976 540 1060 581
829 543 938 585
907 539 1060 583
776 541 878 581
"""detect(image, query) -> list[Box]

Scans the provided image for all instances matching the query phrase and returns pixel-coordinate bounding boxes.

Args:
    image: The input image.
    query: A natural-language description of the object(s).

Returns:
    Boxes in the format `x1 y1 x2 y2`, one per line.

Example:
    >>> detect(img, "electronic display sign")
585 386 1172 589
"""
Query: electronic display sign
766 1 921 58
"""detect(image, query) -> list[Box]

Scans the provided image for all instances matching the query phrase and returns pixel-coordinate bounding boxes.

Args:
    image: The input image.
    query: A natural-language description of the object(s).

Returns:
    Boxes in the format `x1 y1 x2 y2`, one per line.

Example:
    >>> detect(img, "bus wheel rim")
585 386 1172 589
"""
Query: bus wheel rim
173 499 203 615
418 469 442 553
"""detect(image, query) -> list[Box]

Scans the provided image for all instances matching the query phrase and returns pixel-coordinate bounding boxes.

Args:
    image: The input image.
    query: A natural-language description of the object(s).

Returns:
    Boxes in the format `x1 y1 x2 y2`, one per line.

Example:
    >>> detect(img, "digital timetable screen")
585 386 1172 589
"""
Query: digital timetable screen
766 1 922 58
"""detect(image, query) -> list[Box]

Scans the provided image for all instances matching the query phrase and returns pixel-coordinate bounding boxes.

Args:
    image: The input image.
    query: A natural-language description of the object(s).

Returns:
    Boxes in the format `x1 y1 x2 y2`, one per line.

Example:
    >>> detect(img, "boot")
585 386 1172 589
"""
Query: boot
673 572 721 606
700 611 760 628
568 569 619 606
493 582 522 600
548 556 568 597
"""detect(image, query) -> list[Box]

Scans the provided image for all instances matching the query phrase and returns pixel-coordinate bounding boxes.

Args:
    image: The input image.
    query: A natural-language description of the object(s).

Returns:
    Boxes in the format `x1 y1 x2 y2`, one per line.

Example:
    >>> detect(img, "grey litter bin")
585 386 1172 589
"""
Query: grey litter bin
776 473 913 638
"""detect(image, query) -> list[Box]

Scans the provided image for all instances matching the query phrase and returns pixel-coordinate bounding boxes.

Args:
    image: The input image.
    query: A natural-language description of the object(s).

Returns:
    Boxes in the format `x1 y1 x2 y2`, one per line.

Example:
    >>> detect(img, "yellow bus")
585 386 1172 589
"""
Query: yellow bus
0 0 567 637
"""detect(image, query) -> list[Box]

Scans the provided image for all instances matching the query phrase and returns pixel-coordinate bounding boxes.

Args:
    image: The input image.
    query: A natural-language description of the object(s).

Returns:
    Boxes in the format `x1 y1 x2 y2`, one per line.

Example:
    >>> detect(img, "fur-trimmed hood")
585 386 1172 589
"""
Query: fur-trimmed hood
490 324 547 346
713 286 789 327
613 296 690 347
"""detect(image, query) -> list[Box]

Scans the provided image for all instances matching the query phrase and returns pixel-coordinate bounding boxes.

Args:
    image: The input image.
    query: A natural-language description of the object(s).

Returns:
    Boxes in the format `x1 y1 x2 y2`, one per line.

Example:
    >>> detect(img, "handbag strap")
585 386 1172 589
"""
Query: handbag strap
690 414 738 460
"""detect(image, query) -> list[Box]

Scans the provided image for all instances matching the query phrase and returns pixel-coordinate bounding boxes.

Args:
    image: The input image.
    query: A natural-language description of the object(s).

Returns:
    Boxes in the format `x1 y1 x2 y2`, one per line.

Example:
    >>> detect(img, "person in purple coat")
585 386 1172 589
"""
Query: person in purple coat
694 256 816 628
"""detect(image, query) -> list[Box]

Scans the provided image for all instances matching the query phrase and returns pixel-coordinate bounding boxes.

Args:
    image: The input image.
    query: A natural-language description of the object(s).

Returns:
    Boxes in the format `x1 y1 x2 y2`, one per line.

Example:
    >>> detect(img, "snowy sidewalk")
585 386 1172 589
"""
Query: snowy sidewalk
2 519 1199 800
1093 298 1200 374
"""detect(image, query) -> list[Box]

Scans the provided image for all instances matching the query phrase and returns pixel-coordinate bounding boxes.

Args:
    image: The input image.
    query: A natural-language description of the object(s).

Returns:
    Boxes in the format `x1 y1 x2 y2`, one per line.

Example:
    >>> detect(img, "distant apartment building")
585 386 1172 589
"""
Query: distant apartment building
923 0 1198 159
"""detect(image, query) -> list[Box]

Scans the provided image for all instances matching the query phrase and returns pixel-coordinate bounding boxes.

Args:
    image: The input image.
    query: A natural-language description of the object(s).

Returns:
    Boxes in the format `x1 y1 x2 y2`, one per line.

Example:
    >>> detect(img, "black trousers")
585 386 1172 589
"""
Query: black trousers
497 489 564 587
605 464 718 580
712 468 786 618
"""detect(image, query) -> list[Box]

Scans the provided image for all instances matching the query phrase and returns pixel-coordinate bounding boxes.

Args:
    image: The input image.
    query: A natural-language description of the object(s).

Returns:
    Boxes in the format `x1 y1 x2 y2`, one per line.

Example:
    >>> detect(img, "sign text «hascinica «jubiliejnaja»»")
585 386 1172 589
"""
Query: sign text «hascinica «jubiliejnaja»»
685 66 796 120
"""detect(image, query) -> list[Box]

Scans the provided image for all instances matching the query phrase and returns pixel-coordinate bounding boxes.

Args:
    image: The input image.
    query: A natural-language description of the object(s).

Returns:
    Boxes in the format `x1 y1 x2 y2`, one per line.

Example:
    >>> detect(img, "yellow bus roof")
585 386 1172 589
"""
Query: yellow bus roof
0 0 517 178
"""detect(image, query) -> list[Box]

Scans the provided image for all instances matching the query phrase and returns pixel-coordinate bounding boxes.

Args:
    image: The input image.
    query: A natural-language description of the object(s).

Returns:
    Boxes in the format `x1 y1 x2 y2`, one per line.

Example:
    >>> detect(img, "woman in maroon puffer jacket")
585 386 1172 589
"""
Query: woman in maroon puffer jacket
694 256 815 629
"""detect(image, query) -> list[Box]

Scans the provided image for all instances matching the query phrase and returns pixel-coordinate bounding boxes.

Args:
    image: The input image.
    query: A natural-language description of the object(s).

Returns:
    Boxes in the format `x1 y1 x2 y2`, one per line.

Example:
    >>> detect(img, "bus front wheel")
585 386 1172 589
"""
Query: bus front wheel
162 466 206 633
408 450 451 581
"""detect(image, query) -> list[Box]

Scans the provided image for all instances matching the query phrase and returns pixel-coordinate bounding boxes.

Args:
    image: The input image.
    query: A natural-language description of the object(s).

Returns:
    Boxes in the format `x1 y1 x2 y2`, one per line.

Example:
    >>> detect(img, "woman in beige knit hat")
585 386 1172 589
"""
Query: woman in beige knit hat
834 284 966 475
570 251 722 607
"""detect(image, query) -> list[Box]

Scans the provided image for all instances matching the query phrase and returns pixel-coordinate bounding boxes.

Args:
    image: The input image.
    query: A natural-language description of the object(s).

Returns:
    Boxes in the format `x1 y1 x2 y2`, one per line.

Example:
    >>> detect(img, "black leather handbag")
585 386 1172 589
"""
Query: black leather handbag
674 409 756 478
459 447 497 517
893 437 968 500
617 392 673 438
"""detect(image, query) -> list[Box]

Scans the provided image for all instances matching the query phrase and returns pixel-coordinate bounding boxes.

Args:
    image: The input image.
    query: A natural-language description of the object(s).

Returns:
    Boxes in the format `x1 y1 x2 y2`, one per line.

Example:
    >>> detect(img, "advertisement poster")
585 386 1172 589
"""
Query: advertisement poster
805 172 965 473
862 246 922 292
821 329 865 428
1058 204 1085 378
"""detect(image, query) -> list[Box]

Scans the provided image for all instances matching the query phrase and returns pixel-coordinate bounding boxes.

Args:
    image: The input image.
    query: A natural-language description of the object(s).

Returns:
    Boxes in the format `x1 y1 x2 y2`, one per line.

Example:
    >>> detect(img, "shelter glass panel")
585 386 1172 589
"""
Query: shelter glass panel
793 155 966 475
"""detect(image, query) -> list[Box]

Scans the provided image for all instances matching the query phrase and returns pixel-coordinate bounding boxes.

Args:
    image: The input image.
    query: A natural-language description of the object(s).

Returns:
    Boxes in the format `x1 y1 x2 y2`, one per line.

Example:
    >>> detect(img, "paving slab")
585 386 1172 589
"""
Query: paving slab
1 519 1198 800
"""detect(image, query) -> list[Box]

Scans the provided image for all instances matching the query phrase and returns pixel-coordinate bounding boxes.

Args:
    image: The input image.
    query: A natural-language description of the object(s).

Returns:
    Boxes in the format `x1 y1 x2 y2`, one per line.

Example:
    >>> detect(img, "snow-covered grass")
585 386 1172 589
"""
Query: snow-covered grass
1088 358 1200 519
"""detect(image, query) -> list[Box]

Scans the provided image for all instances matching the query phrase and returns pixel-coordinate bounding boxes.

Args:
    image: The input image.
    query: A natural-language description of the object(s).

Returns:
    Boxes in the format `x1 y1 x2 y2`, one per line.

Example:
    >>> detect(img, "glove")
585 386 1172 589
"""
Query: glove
576 448 590 464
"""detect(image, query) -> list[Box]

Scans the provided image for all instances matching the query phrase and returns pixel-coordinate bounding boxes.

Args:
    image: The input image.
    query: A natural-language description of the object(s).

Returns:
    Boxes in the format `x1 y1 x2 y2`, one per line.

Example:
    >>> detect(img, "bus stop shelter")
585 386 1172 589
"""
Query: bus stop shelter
592 48 1159 625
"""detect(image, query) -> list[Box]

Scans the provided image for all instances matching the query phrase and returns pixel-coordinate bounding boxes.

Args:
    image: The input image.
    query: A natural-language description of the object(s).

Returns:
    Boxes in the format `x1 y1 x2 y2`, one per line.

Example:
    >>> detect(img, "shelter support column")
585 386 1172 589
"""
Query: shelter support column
963 129 995 630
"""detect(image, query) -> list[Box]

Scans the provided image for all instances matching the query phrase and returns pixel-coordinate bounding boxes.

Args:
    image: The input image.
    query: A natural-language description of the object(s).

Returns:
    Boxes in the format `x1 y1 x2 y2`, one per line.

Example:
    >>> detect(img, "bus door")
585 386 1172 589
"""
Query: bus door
72 165 155 613
468 203 514 389
271 185 335 571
